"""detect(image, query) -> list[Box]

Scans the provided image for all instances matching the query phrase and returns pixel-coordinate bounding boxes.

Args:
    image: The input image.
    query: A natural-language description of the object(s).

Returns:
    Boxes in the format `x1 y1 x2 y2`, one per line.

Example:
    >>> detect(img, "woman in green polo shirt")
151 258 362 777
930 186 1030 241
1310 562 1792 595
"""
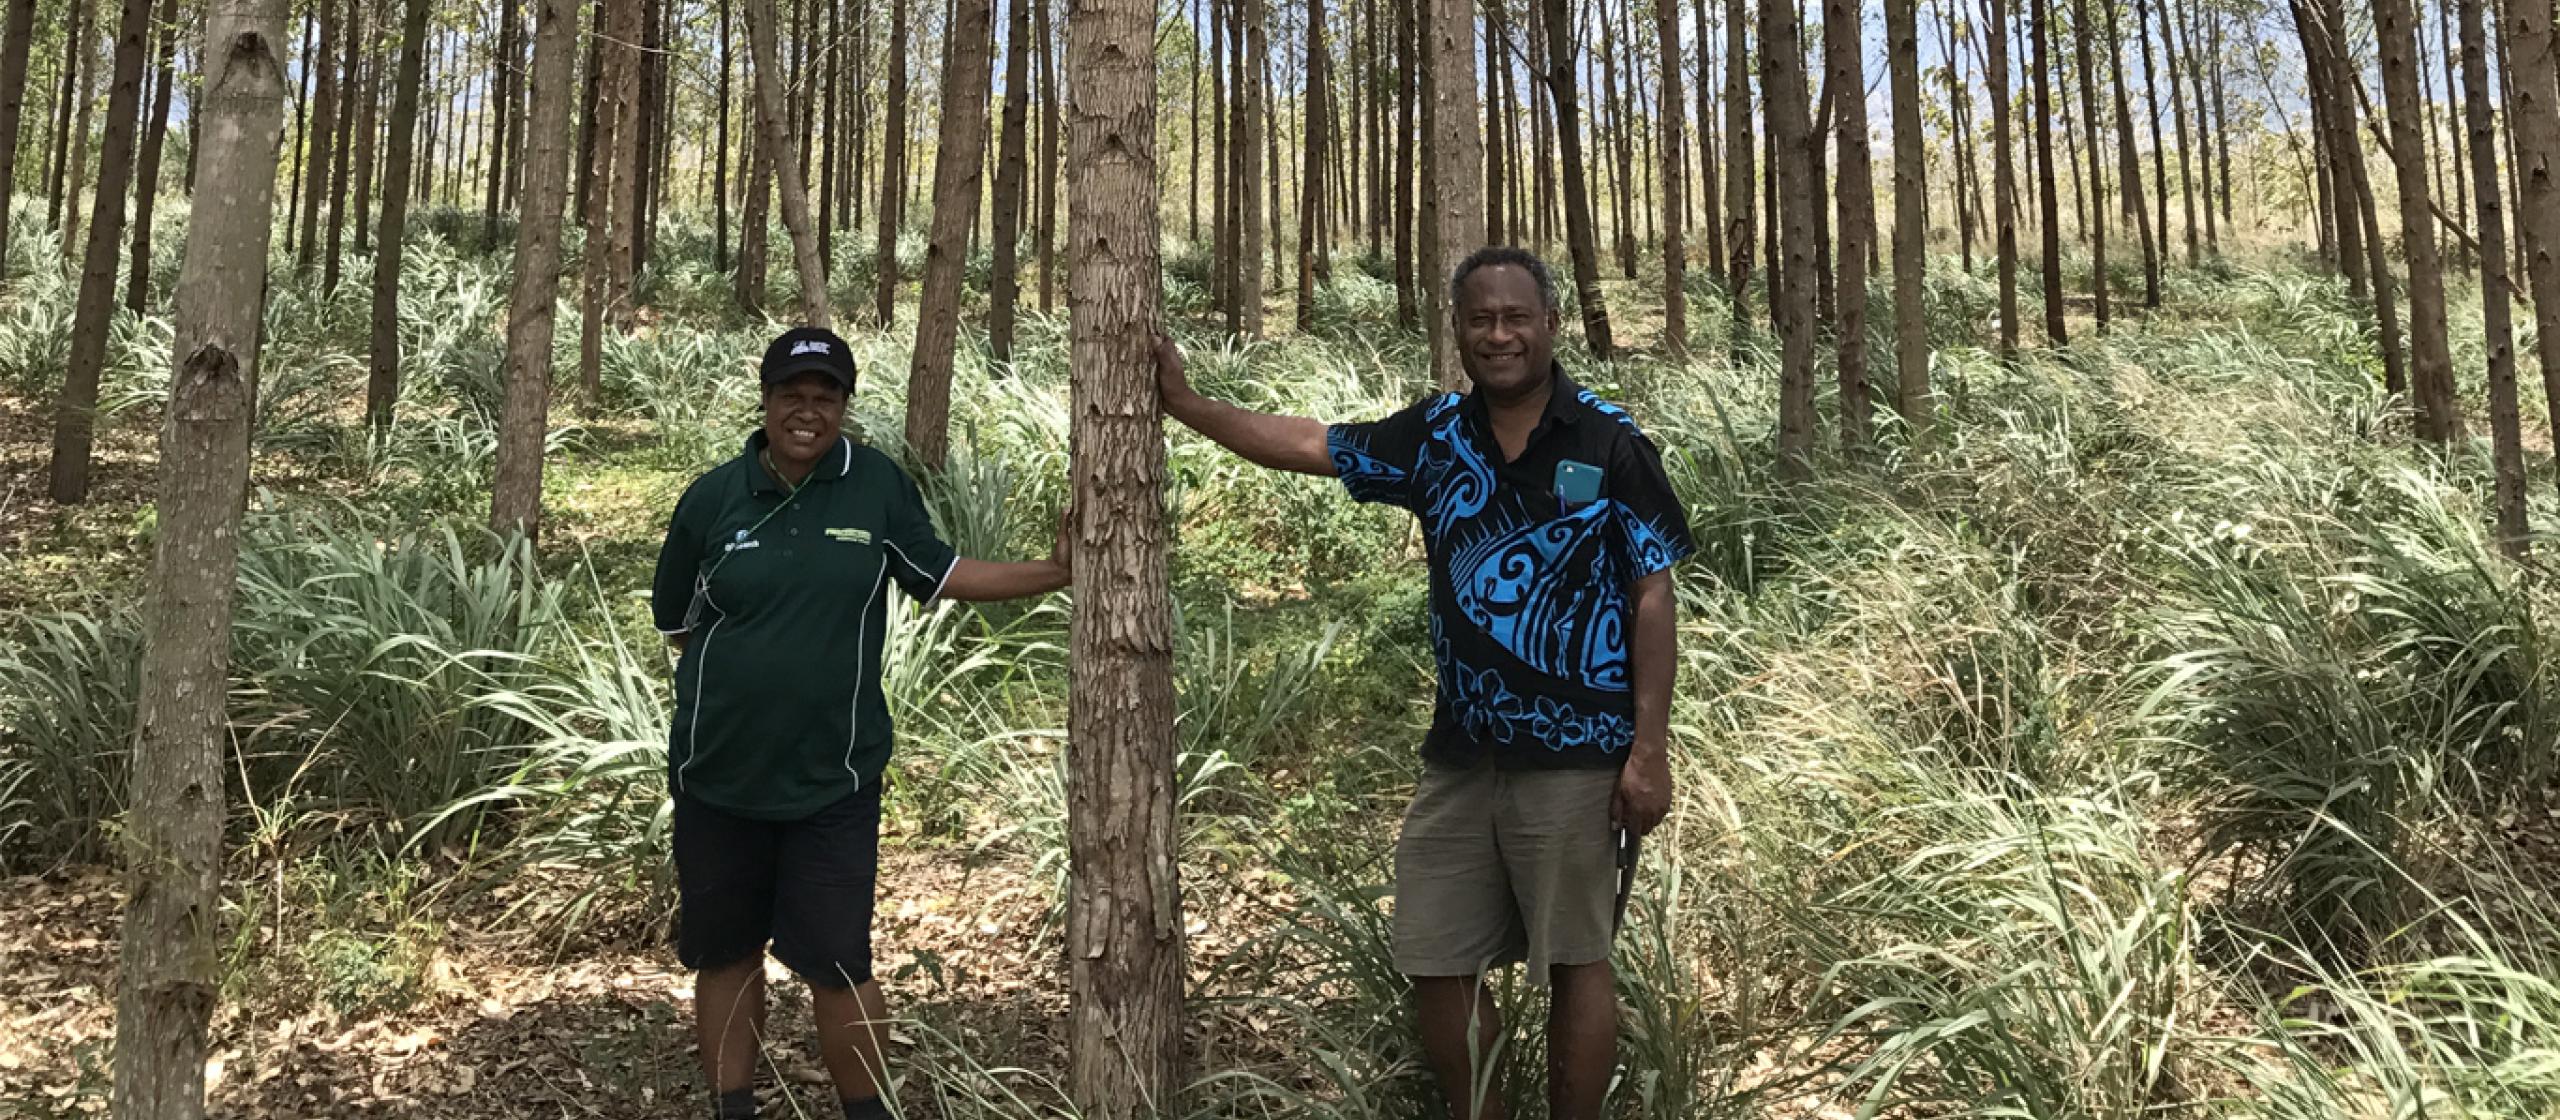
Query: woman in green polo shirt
650 326 1069 1120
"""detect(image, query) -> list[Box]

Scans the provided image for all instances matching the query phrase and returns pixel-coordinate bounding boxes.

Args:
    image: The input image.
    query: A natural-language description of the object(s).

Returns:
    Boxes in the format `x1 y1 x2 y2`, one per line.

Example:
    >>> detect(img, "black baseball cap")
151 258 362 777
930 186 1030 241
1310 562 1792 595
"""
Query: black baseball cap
760 326 858 392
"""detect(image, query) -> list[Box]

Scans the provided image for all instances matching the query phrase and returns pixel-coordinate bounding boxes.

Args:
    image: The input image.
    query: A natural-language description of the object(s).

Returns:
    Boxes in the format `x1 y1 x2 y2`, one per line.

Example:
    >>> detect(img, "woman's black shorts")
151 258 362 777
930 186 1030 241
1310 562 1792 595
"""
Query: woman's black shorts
672 781 882 989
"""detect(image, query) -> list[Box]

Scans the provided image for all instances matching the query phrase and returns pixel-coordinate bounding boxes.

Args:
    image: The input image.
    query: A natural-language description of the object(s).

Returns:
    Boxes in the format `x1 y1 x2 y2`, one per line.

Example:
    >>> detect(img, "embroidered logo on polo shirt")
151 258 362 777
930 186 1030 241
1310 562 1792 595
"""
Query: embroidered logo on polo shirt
723 528 762 553
823 527 873 544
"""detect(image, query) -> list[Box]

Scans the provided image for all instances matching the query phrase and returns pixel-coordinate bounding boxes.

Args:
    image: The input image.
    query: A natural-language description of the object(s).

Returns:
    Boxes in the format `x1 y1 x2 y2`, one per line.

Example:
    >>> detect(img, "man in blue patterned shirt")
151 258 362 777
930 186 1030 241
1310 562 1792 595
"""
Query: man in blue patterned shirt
1155 246 1694 1120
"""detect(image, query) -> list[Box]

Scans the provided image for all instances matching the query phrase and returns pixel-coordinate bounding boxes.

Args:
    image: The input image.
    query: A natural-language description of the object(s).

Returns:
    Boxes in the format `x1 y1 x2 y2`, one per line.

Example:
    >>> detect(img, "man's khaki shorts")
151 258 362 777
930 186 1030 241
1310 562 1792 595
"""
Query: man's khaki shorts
1393 762 1622 984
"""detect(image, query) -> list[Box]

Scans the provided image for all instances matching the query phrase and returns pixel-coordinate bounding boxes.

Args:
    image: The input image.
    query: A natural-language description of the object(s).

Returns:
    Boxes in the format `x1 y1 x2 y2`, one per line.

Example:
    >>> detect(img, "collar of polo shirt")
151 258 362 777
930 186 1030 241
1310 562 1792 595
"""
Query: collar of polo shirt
743 430 857 495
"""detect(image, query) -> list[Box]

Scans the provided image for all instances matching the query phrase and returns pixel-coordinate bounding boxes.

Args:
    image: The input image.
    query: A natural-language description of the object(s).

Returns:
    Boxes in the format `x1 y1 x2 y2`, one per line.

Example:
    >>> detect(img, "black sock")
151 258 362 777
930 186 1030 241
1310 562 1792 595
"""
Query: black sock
714 1086 757 1120
842 1094 891 1120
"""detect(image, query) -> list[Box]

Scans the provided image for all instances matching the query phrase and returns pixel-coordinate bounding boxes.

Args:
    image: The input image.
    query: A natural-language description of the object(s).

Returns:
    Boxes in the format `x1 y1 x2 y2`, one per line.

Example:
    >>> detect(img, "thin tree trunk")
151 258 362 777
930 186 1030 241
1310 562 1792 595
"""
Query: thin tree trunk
47 0 154 504
281 10 308 253
1945 0 1977 273
45 0 87 237
1394 0 1416 324
1064 0 1186 1098
2138 0 2169 271
905 0 994 470
714 0 729 274
1986 0 2019 355
1601 10 1635 276
1725 0 1754 343
1544 0 1616 355
740 127 772 312
746 0 827 327
64 14 99 264
295 0 338 273
1231 0 1267 336
363 0 427 434
348 15 380 254
0 0 34 283
2210 8 2230 221
2453 0 2524 551
484 0 518 244
580 0 630 402
2374 0 2463 441
1764 0 1818 470
320 0 362 288
1037 0 1059 310
490 0 580 540
125 0 178 312
2163 0 2198 262
2033 0 2065 341
1299 0 1331 332
631 0 663 274
1695 0 1726 282
111 0 285 1108
2104 0 2157 309
1890 0 1929 431
989 0 1032 360
2499 0 2560 488
2072 0 2109 329
1656 0 1688 355
872 0 907 323
1828 0 1875 449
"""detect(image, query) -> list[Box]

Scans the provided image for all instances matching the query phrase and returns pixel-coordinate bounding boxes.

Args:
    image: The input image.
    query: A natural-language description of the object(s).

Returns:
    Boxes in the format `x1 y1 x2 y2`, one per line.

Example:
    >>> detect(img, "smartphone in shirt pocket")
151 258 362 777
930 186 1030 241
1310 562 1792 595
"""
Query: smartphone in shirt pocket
1555 459 1603 508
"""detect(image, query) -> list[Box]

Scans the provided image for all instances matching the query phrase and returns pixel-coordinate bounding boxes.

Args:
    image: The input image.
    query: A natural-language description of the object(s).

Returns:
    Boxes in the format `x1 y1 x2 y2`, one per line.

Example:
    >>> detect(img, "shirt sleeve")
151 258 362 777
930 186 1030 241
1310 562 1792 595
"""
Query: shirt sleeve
652 477 713 635
1607 429 1696 580
1324 395 1439 511
881 465 961 603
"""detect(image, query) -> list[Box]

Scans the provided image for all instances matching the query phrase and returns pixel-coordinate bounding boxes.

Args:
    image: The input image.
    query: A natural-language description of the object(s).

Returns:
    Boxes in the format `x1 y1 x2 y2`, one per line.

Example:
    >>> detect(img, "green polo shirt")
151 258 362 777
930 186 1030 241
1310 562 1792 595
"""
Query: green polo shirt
651 432 958 820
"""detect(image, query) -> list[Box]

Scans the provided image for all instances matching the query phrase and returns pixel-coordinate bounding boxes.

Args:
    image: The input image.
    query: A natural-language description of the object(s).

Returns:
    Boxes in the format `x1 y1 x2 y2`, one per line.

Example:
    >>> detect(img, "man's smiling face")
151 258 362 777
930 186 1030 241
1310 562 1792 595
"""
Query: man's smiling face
1455 263 1559 400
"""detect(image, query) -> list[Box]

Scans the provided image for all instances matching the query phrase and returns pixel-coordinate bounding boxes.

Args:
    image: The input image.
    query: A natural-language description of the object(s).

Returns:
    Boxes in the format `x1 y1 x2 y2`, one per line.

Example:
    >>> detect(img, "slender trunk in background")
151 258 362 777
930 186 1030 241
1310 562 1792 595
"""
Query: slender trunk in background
64 12 99 264
873 0 908 325
1544 0 1617 355
1062 0 1185 1106
2353 127 2410 396
1298 0 1331 333
1945 0 1977 274
491 0 582 540
1393 0 1417 325
2138 0 2170 268
296 0 339 273
630 0 663 274
740 129 772 312
282 11 308 254
0 0 34 282
714 0 729 274
1763 0 1818 470
2297 0 2366 295
366 0 427 431
2163 0 2198 262
580 0 634 403
111 0 286 1108
906 0 995 470
321 0 363 288
1890 0 1930 431
748 0 828 327
485 0 519 244
2104 0 2156 309
126 0 179 313
349 12 380 254
1725 0 1754 344
1483 0 1507 246
1656 0 1689 356
1696 0 1726 281
1809 77 1835 326
1233 0 1268 337
989 0 1032 360
1827 0 1875 449
1601 12 1635 277
2210 10 2230 221
1212 0 1231 313
2184 0 2218 251
1036 0 1060 311
2451 0 2524 551
605 0 642 317
47 0 154 504
817 0 838 274
2072 0 2110 330
45 0 86 236
2373 0 2461 441
1986 0 2020 355
2438 0 2468 263
2499 0 2560 483
2033 0 2066 342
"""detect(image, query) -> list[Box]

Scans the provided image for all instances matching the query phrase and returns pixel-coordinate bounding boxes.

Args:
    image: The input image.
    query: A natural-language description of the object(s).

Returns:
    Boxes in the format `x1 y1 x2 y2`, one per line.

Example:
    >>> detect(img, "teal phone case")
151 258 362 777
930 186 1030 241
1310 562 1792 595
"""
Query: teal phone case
1555 460 1603 506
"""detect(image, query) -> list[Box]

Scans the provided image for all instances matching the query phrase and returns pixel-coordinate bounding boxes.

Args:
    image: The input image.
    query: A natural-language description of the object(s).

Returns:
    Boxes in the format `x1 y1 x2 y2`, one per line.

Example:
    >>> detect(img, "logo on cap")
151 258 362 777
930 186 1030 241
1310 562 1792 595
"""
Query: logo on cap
792 340 830 356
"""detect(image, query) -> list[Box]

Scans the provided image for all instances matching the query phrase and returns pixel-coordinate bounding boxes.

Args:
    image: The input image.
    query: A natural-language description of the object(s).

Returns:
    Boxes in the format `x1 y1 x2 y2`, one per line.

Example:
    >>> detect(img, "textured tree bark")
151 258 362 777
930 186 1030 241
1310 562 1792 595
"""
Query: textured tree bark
989 0 1033 361
747 0 829 327
62 9 98 267
1420 0 1483 377
348 3 380 255
1985 0 2020 357
1298 0 1331 333
2500 0 2560 488
368 0 432 435
905 0 995 470
1889 0 1929 432
2161 0 2198 263
1062 0 1184 1111
1725 0 1754 346
713 0 730 273
1542 0 1616 357
1236 0 1269 337
48 0 155 504
873 0 906 324
318 0 361 289
1763 0 1818 471
490 0 582 541
2453 0 2524 552
1036 0 1060 311
0 0 34 283
2137 0 2172 270
2071 0 2110 331
1945 0 1977 274
295 0 338 272
1653 0 1688 356
580 0 633 404
2103 0 2157 309
605 0 642 324
125 0 179 313
2372 0 2463 442
1393 0 1416 325
1693 0 1725 281
739 127 773 313
2032 0 2065 342
1827 0 1874 450
112 0 285 1111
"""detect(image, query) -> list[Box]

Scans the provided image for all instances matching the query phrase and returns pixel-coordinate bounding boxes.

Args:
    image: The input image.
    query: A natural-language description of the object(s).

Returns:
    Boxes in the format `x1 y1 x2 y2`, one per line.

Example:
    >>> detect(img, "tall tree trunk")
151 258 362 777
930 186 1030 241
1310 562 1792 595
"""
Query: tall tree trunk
1695 0 1726 282
1036 0 1060 311
1063 0 1185 1102
2297 0 2366 295
714 0 730 274
747 0 827 326
1483 0 1508 247
0 0 41 283
2072 0 2109 330
1239 0 1269 337
2499 0 2560 487
367 0 432 434
349 6 381 254
2374 0 2462 441
2032 0 2065 341
873 0 906 324
1763 0 1818 470
1656 0 1688 355
111 0 285 1109
281 11 308 254
605 0 642 320
905 0 994 470
491 0 580 539
2138 0 2171 269
47 0 154 504
1543 0 1616 355
295 0 338 273
1298 0 1331 332
45 0 88 238
125 0 178 313
1828 0 1875 449
2452 0 2524 551
1393 0 1417 324
320 0 362 288
630 0 662 273
1725 0 1754 344
2163 0 2199 263
1601 10 1636 277
581 0 632 403
989 0 1032 360
1944 0 1977 273
1986 0 2019 356
2210 9 2230 222
2104 0 2156 308
1890 0 1929 431
63 13 98 264
739 128 772 312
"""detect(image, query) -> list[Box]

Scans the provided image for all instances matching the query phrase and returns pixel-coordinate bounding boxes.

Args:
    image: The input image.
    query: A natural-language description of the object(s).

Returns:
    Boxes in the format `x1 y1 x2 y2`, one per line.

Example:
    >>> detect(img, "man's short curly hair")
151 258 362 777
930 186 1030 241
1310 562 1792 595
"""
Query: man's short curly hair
1448 246 1561 317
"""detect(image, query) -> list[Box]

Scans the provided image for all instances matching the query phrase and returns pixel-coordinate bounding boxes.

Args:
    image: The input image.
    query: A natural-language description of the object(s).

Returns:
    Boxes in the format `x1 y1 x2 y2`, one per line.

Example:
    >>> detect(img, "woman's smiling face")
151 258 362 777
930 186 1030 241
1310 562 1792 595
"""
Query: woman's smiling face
761 372 848 469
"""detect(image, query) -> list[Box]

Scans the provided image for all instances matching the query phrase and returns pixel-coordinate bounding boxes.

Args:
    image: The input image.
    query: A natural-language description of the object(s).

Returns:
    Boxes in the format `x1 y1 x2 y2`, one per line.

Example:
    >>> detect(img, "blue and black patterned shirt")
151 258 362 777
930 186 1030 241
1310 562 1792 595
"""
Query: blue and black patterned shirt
1327 365 1695 770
